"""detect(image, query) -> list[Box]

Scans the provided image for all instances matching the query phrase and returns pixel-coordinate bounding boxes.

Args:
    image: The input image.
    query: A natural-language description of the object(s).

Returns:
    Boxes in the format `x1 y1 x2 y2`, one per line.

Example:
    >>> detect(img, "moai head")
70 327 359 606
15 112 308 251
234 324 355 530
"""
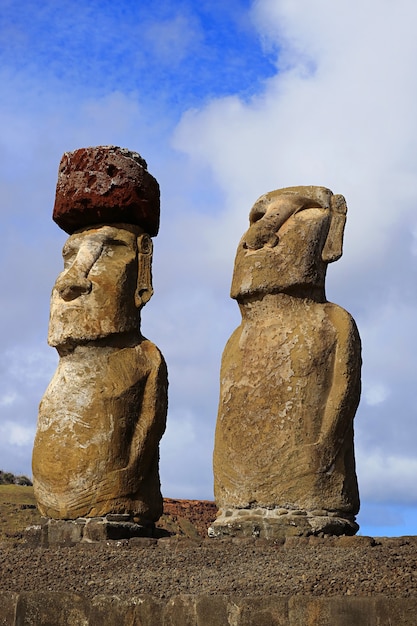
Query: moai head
231 186 347 302
47 146 160 350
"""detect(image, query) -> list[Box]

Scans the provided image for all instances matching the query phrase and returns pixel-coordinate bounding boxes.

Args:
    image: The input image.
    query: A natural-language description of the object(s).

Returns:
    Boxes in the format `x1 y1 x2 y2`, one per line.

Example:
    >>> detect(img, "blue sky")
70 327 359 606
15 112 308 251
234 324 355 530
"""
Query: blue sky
1 0 274 107
1 0 417 537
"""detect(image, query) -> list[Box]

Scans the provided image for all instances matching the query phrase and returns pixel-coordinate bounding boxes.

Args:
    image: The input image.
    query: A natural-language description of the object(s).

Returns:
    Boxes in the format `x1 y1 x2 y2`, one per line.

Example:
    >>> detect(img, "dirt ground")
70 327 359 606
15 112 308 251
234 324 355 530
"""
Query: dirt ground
1 487 417 600
2 533 417 600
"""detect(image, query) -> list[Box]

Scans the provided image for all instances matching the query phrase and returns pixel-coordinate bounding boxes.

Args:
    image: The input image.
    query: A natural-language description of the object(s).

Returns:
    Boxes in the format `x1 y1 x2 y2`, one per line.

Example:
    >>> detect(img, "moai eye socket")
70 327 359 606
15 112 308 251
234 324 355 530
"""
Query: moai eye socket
249 209 266 224
62 242 79 269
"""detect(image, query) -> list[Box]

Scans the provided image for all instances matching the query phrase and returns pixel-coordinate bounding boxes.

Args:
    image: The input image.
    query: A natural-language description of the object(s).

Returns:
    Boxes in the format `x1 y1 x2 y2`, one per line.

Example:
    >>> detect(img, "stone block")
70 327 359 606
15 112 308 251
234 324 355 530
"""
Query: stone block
15 592 89 626
163 595 196 626
337 535 376 548
89 595 163 626
0 592 18 626
129 537 158 547
46 519 84 546
233 596 289 626
23 524 43 547
83 519 154 542
288 596 407 626
195 595 230 626
88 596 136 626
374 598 417 626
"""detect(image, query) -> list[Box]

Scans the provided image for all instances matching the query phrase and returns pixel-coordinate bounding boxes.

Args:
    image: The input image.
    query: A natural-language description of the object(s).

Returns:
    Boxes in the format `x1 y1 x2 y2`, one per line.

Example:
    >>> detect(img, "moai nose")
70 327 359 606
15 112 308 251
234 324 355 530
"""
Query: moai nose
56 270 92 301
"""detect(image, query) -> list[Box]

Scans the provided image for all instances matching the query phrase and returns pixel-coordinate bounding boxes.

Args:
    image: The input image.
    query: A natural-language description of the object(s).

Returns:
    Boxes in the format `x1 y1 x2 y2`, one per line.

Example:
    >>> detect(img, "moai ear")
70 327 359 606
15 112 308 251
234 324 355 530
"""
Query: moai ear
322 194 347 263
135 234 154 308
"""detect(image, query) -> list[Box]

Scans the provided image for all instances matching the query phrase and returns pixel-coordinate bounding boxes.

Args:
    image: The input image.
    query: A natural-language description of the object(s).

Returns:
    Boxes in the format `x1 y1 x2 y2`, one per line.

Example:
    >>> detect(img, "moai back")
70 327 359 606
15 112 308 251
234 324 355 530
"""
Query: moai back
211 186 361 539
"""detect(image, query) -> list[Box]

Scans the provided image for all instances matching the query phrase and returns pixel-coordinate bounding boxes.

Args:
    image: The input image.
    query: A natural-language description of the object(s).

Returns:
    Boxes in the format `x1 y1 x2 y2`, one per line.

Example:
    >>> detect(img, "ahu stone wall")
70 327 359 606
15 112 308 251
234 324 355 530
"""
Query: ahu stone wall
1 592 417 625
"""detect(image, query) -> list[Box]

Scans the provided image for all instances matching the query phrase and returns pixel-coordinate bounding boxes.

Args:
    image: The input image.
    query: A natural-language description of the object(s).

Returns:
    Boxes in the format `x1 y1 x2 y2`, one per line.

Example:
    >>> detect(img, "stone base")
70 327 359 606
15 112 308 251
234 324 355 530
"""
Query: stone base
25 514 156 546
208 507 358 539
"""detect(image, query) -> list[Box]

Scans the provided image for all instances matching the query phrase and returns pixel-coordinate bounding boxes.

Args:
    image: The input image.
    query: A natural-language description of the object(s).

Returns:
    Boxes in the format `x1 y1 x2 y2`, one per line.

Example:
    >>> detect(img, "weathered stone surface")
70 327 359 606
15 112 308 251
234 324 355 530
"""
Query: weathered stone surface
17 593 417 626
208 508 358 540
32 152 167 522
164 595 197 626
233 596 289 626
89 594 164 626
0 591 18 626
46 225 155 347
46 517 84 545
289 597 417 626
53 146 160 236
212 186 361 537
2 592 416 626
33 336 167 520
15 592 90 626
88 595 139 626
194 595 232 626
27 516 157 545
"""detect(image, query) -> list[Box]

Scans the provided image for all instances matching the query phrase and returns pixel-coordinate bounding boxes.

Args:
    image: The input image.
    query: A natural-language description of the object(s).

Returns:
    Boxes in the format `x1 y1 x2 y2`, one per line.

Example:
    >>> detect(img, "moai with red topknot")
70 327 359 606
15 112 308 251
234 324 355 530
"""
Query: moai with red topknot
32 147 168 539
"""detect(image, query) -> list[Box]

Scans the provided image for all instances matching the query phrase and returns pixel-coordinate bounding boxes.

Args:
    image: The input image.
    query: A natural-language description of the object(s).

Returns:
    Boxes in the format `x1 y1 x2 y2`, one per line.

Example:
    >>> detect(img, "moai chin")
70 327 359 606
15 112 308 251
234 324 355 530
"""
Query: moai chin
32 146 168 527
210 186 361 539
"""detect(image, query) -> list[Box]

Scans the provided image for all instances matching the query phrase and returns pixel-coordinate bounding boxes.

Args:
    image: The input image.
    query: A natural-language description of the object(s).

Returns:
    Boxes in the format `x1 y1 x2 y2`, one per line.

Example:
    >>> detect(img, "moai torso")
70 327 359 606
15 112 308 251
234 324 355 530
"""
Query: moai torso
34 340 167 519
32 147 168 523
212 186 361 538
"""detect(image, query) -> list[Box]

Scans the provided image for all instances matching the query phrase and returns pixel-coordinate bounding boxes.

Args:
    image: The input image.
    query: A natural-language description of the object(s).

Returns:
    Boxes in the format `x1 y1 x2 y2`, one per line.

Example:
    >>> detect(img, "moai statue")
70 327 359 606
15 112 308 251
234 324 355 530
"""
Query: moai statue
32 146 168 535
210 186 361 539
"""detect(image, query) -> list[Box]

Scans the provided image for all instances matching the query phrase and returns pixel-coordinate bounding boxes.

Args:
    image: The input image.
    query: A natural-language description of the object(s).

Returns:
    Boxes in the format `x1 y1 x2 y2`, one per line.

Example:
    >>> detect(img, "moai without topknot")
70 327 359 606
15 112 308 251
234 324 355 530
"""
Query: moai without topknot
210 186 361 539
32 146 168 540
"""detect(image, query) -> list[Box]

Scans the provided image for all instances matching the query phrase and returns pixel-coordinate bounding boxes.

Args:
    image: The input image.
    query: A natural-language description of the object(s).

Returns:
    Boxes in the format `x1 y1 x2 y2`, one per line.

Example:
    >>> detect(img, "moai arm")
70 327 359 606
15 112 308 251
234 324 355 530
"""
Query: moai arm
124 343 168 486
318 304 361 473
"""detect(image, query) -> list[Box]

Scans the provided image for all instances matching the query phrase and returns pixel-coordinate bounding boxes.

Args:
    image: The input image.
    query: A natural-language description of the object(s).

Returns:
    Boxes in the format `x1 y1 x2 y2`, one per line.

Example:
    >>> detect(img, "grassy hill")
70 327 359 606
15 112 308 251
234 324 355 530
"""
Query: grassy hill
0 484 40 542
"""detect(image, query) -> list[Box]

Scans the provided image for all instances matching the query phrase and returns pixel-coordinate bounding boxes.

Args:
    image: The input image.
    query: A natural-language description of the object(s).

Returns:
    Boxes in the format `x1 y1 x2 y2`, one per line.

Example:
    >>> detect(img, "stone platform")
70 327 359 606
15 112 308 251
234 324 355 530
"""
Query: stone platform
25 514 158 546
208 507 358 539
1 592 416 626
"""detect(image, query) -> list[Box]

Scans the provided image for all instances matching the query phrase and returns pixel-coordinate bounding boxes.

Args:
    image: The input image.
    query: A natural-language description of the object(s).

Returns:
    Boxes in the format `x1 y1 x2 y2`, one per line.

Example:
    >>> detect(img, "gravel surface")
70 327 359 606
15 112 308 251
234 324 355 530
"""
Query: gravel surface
2 535 417 599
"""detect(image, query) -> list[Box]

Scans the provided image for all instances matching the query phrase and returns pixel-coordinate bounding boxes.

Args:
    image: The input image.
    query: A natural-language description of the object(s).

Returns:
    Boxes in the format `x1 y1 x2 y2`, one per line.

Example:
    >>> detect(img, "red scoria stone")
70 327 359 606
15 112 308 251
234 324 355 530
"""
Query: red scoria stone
52 146 160 236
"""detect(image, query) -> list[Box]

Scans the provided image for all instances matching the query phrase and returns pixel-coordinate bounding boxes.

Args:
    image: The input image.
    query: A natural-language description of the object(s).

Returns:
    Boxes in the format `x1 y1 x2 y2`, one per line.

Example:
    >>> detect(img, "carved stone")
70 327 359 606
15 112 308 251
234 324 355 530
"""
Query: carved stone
211 186 361 538
32 147 167 525
53 145 160 236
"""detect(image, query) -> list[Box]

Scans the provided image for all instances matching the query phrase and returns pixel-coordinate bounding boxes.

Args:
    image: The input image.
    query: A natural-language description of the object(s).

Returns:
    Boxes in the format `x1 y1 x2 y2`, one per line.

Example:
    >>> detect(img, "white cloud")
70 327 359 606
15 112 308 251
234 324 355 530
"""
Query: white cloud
174 0 417 271
160 410 214 499
0 422 35 447
0 392 17 407
0 346 57 387
411 226 417 257
363 383 390 407
357 451 417 505
143 13 202 66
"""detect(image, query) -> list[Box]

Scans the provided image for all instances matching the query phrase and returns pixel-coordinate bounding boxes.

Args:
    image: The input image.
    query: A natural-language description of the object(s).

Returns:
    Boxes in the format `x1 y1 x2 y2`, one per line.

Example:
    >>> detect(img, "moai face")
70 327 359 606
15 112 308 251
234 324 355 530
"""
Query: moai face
48 223 153 349
231 186 347 301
